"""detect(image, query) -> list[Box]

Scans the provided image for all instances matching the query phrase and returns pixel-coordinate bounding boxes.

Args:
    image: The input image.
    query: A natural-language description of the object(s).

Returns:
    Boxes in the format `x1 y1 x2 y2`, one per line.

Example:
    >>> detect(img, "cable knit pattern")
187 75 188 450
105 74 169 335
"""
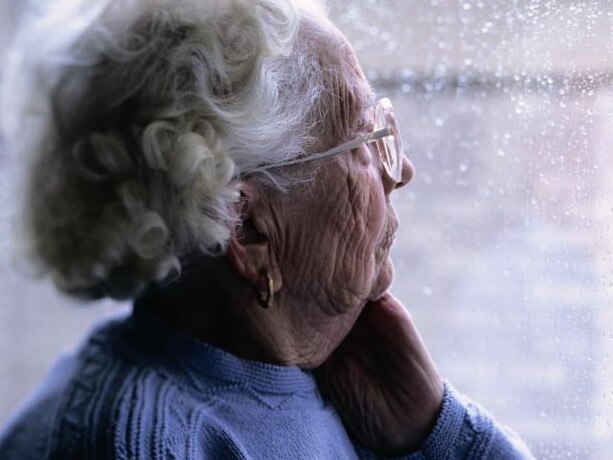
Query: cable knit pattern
0 307 533 460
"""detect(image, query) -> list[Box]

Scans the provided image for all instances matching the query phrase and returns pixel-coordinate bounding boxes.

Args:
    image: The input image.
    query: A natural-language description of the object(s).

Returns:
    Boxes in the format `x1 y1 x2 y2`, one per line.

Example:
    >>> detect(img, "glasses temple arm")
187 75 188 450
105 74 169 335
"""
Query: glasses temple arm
255 127 392 172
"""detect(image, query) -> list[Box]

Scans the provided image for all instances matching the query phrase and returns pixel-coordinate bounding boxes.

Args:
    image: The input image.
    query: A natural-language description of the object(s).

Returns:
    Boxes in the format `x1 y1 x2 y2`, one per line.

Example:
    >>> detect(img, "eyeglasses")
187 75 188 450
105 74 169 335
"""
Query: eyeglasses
256 98 404 183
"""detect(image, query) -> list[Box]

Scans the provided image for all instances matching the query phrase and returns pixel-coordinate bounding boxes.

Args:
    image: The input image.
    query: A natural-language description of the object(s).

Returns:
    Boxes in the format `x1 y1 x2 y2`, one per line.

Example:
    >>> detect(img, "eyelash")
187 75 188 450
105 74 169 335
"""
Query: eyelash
356 119 374 136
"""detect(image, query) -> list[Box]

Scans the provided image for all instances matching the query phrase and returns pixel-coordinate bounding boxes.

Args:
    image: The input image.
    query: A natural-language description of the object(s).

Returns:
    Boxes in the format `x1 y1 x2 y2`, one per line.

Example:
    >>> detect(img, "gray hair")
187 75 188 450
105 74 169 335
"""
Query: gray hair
1 0 372 300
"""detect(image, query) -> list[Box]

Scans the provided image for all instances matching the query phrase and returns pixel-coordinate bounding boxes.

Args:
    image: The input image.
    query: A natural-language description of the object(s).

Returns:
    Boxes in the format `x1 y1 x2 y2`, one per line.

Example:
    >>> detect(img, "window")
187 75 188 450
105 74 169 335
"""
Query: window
0 1 611 457
329 1 613 457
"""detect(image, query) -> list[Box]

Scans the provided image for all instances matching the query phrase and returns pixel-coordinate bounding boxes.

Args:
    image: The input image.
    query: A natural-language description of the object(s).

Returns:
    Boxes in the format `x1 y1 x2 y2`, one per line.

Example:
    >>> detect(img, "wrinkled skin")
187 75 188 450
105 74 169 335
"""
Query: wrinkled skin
221 131 444 455
315 294 444 455
256 137 406 366
258 127 444 455
152 23 445 457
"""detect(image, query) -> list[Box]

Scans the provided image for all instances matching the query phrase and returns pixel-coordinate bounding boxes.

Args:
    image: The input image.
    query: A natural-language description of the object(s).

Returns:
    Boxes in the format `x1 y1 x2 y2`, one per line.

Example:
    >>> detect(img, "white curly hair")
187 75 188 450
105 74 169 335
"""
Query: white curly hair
1 0 371 300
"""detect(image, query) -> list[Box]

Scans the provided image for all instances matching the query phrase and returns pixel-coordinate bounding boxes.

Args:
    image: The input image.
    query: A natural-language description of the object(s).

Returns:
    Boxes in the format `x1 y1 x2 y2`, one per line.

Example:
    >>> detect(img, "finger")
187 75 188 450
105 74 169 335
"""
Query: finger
347 292 418 350
352 293 444 385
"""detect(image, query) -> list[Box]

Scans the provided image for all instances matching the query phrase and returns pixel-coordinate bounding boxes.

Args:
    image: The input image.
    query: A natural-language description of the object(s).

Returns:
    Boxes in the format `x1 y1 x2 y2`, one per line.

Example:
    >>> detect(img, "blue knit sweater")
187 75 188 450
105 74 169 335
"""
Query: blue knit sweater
0 307 533 459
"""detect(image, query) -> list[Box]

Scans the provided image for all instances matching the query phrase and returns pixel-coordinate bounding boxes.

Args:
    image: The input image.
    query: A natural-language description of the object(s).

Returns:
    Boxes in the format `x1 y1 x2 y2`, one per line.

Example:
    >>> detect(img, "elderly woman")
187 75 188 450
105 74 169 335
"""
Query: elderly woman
0 0 533 458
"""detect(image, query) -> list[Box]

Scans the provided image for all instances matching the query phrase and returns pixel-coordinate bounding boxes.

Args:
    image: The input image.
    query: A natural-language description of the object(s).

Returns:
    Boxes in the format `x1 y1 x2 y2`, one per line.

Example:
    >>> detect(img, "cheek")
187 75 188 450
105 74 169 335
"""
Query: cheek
365 174 388 242
326 167 388 287
356 163 388 244
277 161 388 306
356 149 388 243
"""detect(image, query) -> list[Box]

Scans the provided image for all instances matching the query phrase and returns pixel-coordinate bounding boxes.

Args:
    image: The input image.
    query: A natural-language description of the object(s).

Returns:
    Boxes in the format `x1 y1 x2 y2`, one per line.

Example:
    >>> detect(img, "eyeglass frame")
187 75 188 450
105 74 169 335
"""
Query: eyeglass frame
254 97 404 183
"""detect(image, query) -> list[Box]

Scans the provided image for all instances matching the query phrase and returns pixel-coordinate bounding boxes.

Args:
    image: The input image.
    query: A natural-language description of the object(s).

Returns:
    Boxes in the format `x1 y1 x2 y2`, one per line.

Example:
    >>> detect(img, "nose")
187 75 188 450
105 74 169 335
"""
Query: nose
394 156 415 190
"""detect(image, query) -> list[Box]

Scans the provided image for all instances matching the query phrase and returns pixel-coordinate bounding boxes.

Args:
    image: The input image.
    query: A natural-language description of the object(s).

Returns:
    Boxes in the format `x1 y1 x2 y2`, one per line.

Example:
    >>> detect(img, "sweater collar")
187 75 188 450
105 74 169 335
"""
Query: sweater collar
129 304 317 395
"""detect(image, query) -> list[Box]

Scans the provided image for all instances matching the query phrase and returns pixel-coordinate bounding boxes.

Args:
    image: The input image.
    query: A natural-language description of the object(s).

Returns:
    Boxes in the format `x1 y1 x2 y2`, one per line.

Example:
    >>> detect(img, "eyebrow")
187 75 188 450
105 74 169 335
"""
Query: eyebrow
364 90 377 108
355 90 377 132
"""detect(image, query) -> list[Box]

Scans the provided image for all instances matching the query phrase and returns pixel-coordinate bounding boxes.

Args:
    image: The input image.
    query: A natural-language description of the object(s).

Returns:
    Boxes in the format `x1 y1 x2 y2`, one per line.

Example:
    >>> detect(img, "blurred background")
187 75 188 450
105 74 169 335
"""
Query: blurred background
1 1 613 458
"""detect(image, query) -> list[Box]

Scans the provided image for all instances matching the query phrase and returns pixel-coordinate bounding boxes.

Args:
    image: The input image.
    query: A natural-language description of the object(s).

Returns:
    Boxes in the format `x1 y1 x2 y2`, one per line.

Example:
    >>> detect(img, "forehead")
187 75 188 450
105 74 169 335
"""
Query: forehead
328 29 376 112
300 17 376 139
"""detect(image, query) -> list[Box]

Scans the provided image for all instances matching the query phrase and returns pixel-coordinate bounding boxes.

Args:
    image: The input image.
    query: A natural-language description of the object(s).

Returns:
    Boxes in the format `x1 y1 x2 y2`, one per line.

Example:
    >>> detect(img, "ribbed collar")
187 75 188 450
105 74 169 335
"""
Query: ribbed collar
129 304 317 395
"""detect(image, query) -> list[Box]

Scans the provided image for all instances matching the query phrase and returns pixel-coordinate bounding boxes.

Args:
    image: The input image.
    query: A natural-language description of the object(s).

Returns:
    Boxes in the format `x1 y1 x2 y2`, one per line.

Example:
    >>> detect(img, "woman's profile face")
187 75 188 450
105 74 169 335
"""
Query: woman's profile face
271 63 415 318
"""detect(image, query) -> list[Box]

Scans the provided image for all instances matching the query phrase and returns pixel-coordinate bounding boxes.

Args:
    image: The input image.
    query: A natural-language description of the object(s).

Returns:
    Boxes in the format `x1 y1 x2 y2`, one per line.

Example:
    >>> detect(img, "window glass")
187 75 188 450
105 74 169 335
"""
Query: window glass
328 1 613 458
0 1 612 458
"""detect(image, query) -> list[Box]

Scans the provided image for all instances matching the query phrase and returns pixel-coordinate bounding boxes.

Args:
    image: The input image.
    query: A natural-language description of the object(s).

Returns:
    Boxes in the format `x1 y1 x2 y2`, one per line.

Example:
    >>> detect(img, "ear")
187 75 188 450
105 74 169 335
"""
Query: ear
225 181 283 294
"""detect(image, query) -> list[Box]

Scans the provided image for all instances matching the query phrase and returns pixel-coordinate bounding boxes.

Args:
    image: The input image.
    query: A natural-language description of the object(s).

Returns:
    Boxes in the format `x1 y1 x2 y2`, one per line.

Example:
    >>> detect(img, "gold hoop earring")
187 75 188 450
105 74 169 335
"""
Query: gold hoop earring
257 271 274 309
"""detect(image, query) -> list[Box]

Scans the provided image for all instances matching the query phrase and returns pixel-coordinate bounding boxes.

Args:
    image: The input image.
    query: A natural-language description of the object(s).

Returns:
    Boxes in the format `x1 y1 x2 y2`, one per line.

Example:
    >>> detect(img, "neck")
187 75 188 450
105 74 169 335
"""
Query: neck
136 256 344 368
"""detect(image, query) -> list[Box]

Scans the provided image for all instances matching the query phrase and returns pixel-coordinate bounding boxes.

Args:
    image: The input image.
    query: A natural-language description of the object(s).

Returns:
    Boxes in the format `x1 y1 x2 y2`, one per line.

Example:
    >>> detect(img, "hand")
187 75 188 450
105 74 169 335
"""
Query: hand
315 293 445 456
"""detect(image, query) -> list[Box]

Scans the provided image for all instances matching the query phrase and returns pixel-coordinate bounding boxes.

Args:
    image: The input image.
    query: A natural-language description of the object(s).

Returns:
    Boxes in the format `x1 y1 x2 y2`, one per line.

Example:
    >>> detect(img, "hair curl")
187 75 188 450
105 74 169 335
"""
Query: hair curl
1 0 371 300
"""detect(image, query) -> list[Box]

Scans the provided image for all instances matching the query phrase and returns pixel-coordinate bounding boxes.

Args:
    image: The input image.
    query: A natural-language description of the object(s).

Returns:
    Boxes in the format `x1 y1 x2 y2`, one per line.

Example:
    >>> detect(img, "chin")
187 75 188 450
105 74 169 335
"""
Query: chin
367 256 394 301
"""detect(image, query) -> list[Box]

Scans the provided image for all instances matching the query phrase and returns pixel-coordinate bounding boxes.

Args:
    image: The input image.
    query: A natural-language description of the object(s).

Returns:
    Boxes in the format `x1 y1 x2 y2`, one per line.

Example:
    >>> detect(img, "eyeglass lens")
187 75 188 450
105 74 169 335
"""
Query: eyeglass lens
374 98 404 183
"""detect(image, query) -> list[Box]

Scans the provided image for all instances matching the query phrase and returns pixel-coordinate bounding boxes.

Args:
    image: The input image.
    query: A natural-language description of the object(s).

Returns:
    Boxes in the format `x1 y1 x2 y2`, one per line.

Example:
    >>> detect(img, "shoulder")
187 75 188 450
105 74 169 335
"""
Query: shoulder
0 311 246 460
0 312 137 460
0 352 78 460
